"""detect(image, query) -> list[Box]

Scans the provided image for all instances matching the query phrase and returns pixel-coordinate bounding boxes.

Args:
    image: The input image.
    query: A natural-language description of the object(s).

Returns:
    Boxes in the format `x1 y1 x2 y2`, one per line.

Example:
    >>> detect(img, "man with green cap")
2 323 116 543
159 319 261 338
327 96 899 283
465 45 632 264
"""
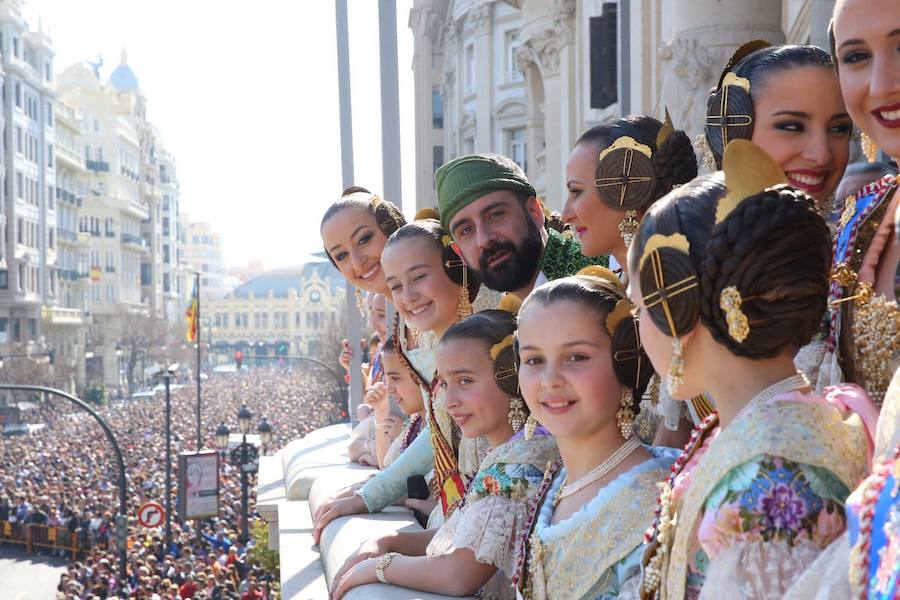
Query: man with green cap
436 153 605 299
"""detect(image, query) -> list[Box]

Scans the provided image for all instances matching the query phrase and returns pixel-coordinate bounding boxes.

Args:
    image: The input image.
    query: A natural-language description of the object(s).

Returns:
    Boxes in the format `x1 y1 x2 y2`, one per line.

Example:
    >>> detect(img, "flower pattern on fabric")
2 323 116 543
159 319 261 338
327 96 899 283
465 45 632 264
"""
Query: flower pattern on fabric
470 462 542 502
685 455 850 597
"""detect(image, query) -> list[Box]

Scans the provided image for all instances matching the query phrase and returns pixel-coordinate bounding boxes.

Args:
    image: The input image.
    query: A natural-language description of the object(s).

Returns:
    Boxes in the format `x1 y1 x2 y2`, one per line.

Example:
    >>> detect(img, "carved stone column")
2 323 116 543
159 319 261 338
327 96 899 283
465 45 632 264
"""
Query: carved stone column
468 1 494 153
656 0 784 143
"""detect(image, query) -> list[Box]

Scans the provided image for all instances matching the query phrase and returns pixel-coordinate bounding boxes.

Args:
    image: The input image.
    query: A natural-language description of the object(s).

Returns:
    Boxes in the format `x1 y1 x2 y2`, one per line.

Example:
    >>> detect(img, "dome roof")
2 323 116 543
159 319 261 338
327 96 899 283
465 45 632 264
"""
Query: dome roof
108 49 139 92
230 253 344 299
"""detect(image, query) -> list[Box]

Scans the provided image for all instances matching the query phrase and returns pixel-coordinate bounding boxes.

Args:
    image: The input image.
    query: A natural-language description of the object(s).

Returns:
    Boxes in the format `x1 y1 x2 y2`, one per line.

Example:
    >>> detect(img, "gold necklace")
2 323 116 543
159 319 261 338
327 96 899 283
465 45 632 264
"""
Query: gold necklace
556 436 641 502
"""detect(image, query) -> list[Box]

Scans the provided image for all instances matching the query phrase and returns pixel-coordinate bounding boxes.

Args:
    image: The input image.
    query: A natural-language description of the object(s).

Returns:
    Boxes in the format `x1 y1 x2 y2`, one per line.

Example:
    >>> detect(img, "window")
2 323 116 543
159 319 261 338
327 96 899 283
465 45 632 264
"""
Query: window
15 126 22 153
432 87 443 129
465 44 475 95
433 145 444 175
590 3 618 110
16 172 22 200
14 82 21 108
505 30 523 82
508 128 527 172
47 145 53 168
12 37 18 59
0 271 7 289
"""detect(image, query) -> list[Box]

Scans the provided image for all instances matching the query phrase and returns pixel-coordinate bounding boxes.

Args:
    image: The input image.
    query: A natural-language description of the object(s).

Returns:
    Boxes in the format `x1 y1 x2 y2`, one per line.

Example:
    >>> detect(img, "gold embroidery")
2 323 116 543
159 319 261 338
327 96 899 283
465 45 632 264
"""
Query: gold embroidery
528 467 669 600
663 401 868 599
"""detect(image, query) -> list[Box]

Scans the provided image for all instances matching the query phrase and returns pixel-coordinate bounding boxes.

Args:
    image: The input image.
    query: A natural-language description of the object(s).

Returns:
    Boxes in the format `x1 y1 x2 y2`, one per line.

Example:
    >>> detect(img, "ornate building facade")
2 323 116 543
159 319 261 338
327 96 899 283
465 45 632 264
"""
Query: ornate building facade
204 256 345 364
411 0 837 213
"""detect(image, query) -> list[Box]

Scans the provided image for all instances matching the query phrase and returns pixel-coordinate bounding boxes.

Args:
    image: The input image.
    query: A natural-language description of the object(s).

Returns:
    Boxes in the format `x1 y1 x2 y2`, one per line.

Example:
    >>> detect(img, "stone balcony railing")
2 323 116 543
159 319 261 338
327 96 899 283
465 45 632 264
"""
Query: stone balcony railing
256 423 472 600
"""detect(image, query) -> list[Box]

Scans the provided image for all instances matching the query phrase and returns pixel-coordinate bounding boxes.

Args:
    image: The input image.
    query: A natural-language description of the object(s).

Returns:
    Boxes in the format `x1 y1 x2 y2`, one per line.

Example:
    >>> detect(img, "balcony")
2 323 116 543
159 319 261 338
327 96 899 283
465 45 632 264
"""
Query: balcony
40 306 83 326
121 233 148 250
86 159 110 172
58 228 77 243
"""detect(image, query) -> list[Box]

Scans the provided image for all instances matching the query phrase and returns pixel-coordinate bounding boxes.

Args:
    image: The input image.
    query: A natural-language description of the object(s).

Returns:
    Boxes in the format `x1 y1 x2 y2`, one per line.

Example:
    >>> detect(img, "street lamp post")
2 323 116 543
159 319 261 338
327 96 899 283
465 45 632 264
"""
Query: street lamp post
214 406 271 545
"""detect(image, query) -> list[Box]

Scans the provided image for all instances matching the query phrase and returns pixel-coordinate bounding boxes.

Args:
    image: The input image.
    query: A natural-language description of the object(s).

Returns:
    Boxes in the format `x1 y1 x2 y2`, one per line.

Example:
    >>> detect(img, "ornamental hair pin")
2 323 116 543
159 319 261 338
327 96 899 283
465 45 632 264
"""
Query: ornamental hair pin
715 39 770 90
719 286 750 342
415 207 440 221
716 140 786 224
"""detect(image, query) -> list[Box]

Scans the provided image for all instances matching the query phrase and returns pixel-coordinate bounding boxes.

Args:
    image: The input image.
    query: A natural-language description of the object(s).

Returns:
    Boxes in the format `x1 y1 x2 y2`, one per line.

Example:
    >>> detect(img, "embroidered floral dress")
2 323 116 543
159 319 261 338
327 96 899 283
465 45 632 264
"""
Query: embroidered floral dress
426 434 559 599
519 446 676 600
640 387 870 600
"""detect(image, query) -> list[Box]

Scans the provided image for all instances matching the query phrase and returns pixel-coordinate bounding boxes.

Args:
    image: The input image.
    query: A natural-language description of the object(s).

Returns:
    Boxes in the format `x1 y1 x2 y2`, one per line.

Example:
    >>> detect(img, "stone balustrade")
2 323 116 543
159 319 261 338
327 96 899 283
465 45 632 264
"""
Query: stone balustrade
256 423 473 599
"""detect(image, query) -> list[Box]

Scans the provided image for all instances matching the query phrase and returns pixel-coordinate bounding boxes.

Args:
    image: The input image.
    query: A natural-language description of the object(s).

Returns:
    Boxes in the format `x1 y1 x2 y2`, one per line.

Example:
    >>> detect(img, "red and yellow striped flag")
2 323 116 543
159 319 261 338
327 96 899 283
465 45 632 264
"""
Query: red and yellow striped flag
185 279 199 342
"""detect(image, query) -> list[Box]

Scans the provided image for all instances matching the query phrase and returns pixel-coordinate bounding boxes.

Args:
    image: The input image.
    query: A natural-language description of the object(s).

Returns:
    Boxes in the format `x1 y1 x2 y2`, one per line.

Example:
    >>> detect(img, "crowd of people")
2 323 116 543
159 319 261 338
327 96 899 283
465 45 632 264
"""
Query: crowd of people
312 1 900 598
0 367 343 599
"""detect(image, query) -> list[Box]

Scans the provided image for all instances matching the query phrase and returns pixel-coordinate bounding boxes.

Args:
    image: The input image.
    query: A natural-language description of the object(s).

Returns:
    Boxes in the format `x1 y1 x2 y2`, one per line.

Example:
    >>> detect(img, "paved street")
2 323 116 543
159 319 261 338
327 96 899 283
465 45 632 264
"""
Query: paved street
0 545 67 600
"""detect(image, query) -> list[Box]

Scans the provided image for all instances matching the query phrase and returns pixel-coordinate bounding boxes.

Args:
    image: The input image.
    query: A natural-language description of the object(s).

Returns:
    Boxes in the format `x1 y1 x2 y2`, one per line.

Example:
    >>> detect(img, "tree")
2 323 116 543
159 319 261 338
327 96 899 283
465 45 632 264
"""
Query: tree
117 311 171 393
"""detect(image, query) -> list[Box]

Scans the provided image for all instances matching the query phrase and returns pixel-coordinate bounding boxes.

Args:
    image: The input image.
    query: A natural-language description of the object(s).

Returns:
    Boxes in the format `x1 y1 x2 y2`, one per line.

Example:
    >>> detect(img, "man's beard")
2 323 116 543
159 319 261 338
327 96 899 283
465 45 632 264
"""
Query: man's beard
476 219 543 292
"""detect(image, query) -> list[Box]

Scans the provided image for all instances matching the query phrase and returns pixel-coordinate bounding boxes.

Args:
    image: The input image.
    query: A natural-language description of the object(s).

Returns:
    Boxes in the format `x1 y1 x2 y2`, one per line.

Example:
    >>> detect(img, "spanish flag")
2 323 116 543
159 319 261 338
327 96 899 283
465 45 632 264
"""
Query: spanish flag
185 278 199 342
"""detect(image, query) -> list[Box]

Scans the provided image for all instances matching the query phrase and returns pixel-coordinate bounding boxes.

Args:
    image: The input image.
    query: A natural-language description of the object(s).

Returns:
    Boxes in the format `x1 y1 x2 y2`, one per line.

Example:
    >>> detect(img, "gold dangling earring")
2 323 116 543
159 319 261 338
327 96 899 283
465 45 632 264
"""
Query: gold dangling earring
354 288 366 319
507 397 527 433
457 268 473 319
523 415 539 440
618 210 639 249
666 337 685 397
616 387 636 439
861 132 879 163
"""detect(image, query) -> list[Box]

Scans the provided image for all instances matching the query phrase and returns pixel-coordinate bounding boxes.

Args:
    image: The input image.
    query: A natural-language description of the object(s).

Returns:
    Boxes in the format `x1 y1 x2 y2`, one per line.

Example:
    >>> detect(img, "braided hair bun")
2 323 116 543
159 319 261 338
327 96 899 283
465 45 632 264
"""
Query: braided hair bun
630 171 831 358
441 310 523 401
578 115 698 217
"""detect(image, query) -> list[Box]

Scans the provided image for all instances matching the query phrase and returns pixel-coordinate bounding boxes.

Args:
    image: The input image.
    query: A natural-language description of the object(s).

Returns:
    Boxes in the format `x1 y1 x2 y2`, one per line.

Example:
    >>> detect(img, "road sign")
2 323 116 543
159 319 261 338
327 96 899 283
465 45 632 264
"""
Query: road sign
138 501 165 528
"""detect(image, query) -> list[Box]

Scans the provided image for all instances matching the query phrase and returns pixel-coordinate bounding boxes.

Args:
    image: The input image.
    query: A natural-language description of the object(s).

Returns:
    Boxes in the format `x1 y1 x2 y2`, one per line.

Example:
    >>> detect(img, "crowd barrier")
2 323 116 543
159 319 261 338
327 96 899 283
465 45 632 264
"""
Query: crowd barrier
0 520 94 559
257 423 471 600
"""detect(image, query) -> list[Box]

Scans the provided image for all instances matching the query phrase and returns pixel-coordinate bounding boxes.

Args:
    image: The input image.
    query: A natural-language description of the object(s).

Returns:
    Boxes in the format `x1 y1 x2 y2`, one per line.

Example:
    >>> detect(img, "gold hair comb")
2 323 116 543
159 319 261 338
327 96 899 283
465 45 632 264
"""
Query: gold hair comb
498 294 522 316
576 265 624 290
490 334 515 361
656 107 675 148
597 136 653 164
638 233 691 269
605 299 634 337
716 140 785 224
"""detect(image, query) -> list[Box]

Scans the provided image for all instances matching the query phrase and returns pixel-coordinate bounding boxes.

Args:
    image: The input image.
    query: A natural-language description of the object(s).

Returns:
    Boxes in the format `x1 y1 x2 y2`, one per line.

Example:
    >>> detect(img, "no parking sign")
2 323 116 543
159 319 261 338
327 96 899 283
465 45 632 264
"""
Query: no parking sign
138 501 165 529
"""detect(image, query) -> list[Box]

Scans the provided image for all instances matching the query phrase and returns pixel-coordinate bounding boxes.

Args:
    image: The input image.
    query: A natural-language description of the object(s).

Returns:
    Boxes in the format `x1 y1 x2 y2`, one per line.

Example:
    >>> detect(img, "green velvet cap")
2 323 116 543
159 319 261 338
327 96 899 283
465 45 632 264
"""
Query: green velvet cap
435 153 536 231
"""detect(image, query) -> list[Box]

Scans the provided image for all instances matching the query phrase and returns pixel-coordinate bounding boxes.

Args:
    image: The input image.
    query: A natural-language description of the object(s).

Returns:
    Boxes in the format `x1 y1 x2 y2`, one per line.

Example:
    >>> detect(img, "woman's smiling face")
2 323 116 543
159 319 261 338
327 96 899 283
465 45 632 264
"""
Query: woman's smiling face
321 207 390 294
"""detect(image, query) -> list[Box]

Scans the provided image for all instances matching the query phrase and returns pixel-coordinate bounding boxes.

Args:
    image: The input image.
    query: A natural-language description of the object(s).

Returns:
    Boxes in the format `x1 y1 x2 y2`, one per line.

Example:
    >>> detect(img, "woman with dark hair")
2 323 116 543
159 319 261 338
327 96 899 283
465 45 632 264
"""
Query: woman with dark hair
793 2 900 597
630 141 873 599
563 114 698 270
704 42 852 211
512 271 676 599
332 310 558 599
319 189 406 301
563 114 704 447
314 219 485 541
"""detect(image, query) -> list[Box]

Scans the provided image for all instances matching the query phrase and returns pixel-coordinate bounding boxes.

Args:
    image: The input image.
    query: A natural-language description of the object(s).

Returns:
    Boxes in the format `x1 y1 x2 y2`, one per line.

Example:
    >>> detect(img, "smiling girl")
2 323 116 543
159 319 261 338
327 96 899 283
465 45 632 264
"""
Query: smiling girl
512 273 675 599
704 42 852 210
331 310 558 599
314 219 484 541
630 141 872 599
320 190 406 297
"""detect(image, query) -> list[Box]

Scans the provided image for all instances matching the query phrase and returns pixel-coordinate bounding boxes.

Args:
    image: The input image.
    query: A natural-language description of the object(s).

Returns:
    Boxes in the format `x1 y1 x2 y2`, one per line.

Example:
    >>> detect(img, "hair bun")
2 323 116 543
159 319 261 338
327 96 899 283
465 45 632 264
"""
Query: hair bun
638 246 702 338
595 138 658 211
704 83 754 168
652 129 698 197
610 313 654 395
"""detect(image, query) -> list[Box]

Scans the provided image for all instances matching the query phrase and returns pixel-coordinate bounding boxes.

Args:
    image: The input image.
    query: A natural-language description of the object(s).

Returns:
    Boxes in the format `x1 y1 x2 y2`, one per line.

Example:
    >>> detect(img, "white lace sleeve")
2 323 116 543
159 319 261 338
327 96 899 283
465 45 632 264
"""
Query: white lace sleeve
425 494 530 576
654 382 685 432
382 434 403 468
783 532 852 600
698 539 826 600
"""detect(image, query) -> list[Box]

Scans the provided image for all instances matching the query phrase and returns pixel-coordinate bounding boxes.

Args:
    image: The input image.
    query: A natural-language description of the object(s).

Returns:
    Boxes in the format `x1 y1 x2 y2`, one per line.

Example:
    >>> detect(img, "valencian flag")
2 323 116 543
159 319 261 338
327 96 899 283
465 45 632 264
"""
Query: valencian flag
185 279 199 342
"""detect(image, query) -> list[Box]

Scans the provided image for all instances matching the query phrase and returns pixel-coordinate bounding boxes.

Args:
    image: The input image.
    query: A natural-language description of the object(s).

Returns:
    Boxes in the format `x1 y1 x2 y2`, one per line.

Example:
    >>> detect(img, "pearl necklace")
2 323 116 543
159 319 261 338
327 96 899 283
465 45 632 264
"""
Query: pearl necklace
731 372 811 425
556 436 641 502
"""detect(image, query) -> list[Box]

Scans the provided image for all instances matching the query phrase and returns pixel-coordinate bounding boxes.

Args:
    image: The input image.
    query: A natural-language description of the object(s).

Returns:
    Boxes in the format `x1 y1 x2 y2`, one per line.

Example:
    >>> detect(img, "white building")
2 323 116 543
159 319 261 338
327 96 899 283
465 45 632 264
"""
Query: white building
184 220 226 300
411 0 838 213
0 0 57 346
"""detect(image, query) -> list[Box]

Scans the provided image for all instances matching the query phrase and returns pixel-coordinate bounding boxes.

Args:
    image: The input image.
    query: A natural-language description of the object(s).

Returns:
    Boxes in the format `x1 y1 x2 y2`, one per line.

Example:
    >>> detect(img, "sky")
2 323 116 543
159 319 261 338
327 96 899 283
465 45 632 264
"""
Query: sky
26 0 416 270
